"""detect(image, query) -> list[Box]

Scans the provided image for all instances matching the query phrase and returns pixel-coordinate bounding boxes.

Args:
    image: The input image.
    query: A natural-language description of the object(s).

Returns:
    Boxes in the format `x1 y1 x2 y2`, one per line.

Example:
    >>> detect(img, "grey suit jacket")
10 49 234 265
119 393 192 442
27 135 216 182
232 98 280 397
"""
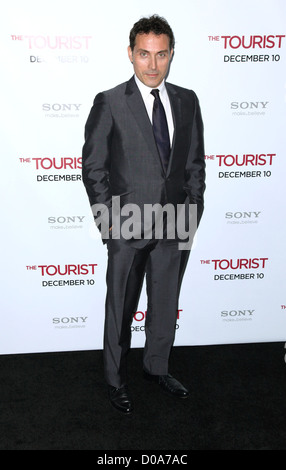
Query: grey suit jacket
82 76 205 243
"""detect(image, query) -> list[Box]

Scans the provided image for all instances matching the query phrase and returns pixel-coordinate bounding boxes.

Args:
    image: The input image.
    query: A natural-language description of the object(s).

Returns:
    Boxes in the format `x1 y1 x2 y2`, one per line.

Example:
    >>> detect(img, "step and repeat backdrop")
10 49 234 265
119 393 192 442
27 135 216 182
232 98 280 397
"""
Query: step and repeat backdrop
1 0 286 354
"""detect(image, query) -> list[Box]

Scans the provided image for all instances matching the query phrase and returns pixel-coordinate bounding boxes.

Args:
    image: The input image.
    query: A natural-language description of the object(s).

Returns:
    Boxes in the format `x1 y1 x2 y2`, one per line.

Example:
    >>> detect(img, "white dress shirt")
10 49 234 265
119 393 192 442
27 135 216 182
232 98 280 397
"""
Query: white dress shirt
134 74 174 146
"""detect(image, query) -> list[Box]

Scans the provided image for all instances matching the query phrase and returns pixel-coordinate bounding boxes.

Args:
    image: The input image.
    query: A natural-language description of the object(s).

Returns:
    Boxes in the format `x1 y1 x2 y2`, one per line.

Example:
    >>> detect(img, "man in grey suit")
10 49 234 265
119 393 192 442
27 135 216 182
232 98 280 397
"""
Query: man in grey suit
82 15 205 414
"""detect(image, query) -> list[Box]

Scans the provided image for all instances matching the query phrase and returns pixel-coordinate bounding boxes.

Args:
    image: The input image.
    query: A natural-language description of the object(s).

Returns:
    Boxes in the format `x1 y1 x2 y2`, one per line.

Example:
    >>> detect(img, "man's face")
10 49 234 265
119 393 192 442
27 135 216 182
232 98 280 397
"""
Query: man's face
128 33 173 88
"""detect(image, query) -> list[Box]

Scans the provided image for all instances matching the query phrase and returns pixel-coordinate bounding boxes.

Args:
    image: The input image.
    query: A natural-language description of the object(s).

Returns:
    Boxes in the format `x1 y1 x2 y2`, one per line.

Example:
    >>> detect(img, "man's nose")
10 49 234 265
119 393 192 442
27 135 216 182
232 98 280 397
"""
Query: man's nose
149 55 157 70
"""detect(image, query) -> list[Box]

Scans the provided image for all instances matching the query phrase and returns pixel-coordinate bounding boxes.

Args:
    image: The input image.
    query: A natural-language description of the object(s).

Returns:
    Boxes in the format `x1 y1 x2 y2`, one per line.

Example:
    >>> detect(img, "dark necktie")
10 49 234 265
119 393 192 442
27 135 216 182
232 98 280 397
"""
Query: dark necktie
151 89 170 172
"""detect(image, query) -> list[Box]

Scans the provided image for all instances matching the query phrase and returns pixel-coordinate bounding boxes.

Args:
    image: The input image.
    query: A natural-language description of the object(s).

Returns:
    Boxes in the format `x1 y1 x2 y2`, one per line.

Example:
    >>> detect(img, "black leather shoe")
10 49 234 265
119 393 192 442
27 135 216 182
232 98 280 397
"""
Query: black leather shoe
143 371 189 398
108 385 134 414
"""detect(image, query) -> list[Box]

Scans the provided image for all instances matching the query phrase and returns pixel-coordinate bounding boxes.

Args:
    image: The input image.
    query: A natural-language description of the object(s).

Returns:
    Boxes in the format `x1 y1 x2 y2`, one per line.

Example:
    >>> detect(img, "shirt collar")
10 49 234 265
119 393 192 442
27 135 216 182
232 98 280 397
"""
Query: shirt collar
134 74 166 100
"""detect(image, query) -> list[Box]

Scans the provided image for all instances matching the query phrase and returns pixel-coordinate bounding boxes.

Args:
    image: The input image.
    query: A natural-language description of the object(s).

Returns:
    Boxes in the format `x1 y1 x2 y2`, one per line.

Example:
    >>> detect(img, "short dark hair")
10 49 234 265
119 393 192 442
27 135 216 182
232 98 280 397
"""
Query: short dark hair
129 14 175 51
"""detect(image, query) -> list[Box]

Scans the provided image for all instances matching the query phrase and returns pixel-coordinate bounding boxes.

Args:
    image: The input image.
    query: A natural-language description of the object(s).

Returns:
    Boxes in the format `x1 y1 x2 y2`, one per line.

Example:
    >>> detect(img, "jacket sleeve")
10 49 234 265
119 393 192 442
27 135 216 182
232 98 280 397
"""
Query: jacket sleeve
183 92 206 225
82 92 113 234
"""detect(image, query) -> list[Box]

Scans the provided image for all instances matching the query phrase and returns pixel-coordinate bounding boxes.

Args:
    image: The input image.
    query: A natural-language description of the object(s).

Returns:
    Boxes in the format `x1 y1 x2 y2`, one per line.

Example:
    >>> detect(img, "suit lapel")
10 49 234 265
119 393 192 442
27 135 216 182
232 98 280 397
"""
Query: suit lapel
125 77 160 163
165 83 182 176
125 77 184 177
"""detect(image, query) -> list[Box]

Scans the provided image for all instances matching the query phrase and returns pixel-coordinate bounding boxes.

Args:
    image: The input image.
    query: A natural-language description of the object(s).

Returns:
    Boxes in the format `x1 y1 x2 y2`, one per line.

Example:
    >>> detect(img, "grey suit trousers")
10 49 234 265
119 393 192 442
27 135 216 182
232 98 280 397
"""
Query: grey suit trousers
103 238 190 388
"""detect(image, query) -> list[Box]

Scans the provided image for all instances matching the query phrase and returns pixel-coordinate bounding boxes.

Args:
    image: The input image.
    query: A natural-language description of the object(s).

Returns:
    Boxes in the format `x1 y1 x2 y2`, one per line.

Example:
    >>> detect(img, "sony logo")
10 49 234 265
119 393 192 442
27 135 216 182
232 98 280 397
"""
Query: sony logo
221 310 255 317
48 216 85 224
42 103 82 112
225 211 261 219
231 101 269 109
53 317 88 324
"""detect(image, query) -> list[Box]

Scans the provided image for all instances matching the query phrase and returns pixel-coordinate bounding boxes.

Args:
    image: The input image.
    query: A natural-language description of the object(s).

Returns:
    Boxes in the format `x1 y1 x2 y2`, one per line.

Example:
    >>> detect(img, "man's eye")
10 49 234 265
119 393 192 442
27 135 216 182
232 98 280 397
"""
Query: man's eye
140 52 148 57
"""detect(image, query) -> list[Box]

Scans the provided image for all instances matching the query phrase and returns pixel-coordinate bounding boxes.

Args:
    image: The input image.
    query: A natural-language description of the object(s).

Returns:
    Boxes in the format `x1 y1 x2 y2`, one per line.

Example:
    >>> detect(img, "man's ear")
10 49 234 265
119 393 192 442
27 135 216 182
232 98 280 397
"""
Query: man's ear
127 46 133 63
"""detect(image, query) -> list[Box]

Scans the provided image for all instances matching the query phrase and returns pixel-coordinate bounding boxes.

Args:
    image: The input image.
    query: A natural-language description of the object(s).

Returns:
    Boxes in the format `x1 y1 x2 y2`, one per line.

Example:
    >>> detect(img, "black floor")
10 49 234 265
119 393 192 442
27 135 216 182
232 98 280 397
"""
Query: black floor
0 342 286 450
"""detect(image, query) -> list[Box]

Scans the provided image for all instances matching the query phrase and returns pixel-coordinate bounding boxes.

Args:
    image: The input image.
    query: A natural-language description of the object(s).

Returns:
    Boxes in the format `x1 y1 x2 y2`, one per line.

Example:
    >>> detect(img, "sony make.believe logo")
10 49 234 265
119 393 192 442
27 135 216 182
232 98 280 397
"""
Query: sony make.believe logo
230 101 269 110
221 309 255 321
230 101 269 116
53 316 88 328
48 215 85 230
225 211 261 224
42 103 82 118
